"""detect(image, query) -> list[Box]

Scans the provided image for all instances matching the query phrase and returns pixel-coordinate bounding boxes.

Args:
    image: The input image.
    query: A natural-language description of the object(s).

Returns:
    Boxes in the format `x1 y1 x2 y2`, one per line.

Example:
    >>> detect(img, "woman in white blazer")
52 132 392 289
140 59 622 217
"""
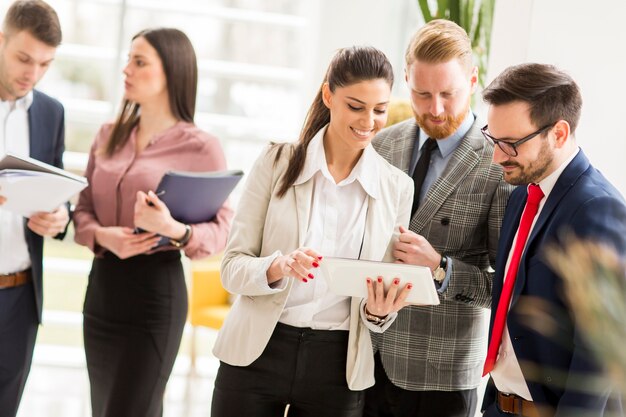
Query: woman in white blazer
211 46 414 417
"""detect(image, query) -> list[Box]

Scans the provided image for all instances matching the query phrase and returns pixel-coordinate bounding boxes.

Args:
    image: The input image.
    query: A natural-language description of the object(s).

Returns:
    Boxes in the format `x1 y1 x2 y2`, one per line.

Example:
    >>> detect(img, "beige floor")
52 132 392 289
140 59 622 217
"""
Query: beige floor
18 339 486 417
17 328 220 417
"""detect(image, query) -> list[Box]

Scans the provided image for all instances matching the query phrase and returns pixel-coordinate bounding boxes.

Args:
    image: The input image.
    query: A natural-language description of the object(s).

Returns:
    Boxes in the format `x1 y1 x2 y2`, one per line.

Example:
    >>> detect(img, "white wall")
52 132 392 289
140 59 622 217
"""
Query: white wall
306 0 420 110
489 0 626 196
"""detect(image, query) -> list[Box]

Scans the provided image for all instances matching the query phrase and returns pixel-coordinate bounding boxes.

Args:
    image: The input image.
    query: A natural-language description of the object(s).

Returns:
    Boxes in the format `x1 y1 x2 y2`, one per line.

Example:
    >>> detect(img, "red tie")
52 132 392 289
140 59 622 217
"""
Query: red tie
483 184 545 376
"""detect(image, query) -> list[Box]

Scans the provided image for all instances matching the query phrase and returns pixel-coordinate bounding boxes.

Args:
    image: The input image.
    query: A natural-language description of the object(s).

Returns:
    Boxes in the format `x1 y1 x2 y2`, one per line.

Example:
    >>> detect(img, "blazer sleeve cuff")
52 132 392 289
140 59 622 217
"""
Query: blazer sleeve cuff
257 250 289 292
436 257 453 294
359 299 398 333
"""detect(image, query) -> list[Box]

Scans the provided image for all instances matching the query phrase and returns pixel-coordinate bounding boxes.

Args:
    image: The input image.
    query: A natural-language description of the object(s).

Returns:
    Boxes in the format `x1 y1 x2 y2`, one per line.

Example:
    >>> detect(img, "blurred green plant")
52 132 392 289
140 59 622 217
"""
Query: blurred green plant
417 0 496 88
545 236 626 397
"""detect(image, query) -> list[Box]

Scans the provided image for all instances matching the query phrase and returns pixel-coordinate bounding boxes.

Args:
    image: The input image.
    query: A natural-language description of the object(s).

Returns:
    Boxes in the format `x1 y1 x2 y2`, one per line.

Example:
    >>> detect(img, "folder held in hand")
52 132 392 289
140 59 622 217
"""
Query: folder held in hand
137 169 243 247
156 169 243 223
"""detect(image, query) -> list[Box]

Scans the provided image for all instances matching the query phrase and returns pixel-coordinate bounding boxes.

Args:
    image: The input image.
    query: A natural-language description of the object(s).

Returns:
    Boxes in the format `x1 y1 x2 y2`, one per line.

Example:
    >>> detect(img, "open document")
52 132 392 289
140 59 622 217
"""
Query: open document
0 153 88 217
320 257 440 305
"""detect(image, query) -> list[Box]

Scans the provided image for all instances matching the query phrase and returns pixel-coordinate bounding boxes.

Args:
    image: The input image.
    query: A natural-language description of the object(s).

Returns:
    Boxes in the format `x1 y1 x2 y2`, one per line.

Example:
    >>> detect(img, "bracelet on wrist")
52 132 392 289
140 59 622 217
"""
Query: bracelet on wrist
364 306 389 325
169 224 192 248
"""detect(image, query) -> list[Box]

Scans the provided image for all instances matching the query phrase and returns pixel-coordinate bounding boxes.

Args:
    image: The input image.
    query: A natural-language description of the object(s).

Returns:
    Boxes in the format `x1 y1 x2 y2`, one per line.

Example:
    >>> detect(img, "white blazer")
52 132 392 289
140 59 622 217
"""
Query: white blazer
213 141 413 390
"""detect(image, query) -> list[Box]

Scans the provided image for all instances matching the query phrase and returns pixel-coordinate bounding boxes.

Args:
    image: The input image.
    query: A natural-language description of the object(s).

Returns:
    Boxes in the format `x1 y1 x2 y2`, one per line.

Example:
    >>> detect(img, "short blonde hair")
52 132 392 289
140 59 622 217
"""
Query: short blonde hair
405 19 472 71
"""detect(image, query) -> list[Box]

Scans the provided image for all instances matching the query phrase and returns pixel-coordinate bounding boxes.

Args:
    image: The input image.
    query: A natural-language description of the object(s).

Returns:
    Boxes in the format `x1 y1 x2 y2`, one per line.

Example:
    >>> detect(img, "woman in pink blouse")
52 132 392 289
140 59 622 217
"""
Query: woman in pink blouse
73 28 232 417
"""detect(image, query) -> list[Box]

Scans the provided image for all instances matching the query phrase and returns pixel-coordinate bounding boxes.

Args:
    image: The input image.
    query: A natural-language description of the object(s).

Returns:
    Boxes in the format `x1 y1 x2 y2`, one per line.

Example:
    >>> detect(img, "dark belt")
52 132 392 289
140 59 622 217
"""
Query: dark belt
497 391 540 417
0 269 31 289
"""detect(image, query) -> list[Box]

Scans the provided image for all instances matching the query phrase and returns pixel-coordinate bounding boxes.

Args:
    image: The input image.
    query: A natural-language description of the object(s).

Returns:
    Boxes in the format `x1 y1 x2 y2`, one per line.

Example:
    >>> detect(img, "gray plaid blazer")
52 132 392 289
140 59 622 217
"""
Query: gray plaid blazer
371 117 514 391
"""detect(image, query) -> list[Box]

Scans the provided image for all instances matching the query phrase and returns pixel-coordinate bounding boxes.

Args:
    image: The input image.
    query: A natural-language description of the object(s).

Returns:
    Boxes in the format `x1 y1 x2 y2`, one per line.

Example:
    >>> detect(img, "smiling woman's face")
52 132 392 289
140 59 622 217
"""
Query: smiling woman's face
323 78 391 154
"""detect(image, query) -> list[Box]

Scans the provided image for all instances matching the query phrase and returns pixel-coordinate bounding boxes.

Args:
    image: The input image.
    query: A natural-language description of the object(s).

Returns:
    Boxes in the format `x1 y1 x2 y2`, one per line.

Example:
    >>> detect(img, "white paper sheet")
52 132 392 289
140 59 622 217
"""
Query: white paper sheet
0 169 87 217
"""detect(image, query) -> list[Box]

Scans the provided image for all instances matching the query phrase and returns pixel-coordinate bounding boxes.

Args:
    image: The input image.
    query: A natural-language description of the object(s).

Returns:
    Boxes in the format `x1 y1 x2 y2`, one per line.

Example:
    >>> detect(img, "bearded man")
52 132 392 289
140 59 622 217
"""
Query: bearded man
480 63 626 417
364 19 514 417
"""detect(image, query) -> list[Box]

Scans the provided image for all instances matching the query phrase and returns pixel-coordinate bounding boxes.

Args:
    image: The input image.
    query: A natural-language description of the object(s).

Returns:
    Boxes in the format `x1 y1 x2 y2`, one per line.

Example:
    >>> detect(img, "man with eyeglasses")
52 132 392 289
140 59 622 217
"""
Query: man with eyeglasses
481 63 626 417
364 20 514 417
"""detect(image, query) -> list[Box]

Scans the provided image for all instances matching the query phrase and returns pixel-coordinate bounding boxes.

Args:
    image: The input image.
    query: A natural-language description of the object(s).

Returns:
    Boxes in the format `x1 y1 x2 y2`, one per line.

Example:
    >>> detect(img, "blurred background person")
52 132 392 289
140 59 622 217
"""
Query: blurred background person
211 46 413 417
0 2 68 417
73 27 232 417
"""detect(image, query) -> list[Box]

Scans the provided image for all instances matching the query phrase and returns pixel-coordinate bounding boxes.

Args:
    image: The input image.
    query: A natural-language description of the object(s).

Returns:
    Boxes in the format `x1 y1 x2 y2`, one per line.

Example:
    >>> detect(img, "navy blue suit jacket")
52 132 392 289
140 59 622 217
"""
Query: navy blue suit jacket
483 150 626 416
24 89 65 322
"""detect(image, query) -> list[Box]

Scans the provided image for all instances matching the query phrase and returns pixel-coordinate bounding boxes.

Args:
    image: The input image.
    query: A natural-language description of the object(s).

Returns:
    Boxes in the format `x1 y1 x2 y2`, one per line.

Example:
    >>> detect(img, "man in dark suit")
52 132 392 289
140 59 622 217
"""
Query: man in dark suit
480 63 626 417
363 19 513 417
0 2 67 416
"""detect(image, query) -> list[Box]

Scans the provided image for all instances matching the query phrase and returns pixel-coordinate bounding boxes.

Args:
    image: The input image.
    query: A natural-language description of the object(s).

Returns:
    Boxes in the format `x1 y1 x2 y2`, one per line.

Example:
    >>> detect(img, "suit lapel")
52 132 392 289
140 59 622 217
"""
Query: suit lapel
511 151 590 300
293 179 314 247
410 120 483 234
527 151 589 246
495 190 525 304
392 122 418 174
360 194 378 261
28 91 44 161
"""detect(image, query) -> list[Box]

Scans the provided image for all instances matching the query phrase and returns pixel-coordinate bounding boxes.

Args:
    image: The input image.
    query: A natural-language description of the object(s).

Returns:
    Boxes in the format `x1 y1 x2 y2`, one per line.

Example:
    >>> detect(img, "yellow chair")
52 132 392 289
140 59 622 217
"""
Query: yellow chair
188 260 230 373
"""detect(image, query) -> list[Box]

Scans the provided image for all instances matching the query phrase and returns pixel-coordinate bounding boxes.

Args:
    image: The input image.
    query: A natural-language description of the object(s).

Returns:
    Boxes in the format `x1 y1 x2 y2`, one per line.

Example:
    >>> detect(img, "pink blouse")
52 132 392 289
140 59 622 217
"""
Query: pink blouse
74 121 233 260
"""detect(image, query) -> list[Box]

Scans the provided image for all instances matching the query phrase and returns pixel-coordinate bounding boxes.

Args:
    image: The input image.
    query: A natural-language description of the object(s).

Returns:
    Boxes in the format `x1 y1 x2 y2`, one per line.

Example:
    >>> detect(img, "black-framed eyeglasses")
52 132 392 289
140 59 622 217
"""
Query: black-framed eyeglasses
481 123 556 157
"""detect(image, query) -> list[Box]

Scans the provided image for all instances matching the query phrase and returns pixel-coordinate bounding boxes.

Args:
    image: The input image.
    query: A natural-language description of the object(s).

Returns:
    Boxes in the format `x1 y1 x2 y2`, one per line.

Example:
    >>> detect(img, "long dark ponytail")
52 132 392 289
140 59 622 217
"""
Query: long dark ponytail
273 46 394 197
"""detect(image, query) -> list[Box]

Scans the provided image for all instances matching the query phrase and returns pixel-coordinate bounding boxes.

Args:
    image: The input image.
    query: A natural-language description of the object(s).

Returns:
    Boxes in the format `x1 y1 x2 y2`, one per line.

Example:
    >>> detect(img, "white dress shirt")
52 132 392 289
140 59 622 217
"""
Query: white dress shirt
0 92 33 275
278 126 379 331
492 148 580 400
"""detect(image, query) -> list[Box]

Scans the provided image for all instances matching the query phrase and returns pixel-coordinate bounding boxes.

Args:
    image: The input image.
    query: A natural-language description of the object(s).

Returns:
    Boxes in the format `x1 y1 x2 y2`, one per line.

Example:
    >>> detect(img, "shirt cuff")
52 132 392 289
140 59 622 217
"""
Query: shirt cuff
436 257 453 293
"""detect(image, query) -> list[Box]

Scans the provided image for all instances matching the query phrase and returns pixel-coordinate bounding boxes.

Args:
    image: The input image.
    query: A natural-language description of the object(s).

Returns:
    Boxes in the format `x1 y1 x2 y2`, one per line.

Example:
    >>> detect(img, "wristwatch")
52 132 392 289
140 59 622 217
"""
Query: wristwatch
169 224 192 248
364 306 388 325
433 255 448 283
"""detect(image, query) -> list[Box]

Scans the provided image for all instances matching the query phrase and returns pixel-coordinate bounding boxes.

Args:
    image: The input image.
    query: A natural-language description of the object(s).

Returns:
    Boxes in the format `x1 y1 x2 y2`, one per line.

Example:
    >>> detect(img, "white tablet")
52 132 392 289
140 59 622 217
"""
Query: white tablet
319 257 440 306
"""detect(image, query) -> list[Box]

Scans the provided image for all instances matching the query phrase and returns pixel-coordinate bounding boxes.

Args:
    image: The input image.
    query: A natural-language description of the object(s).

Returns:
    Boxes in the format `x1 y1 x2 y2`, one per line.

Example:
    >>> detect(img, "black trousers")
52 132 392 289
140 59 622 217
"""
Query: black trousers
211 322 364 417
0 282 38 417
83 251 187 417
363 353 477 417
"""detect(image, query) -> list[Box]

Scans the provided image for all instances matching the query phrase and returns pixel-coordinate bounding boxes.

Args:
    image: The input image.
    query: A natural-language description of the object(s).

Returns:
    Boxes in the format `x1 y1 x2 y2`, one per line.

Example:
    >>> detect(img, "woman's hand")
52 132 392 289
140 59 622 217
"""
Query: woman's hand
267 247 322 285
95 226 161 259
134 190 186 239
364 276 412 318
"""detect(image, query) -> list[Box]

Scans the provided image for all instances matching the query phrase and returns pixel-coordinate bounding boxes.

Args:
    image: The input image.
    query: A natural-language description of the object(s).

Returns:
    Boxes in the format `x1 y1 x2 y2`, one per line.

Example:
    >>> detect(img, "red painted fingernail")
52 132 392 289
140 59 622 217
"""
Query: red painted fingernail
407 283 413 290
312 262 319 268
366 278 371 284
308 273 314 279
377 277 383 283
318 256 323 260
302 278 308 283
393 278 400 285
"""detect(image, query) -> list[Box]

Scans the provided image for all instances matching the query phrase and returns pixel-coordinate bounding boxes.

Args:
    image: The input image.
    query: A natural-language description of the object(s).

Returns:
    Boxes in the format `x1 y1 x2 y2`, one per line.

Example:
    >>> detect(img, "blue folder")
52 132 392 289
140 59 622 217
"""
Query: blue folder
156 169 243 223
137 169 243 246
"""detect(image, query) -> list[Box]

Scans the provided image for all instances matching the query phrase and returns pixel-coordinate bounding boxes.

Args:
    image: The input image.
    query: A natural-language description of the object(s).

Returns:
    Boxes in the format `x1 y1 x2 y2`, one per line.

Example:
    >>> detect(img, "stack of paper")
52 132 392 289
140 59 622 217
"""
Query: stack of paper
0 153 88 217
